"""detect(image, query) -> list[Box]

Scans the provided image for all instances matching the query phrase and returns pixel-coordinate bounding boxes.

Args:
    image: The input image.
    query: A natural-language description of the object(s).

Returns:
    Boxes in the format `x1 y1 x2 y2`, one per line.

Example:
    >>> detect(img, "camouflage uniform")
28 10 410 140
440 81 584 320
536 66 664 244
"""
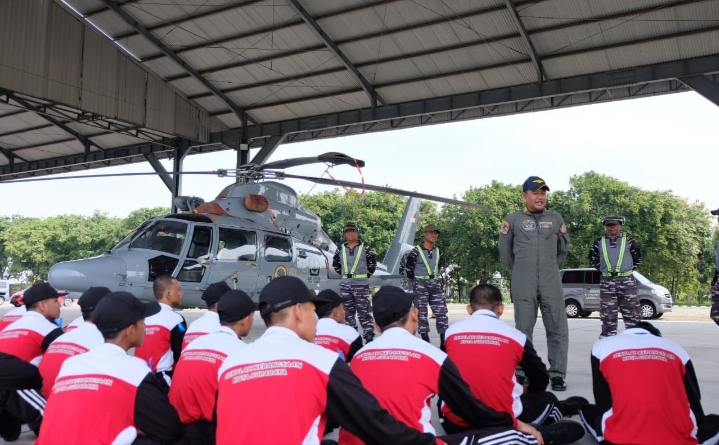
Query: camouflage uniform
711 238 719 326
406 245 448 335
333 243 377 341
589 233 642 338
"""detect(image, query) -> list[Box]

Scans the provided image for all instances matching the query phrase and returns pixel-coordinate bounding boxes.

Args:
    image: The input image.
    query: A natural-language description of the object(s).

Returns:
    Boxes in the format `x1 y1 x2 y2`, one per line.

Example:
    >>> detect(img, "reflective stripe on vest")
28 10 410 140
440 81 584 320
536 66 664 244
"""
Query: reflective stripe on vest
415 246 439 280
342 244 367 279
601 236 633 277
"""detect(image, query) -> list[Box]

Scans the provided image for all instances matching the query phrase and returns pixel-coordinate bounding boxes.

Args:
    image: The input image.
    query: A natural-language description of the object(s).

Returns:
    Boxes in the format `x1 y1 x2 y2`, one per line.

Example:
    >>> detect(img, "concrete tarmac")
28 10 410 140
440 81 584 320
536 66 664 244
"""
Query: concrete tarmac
2 303 718 445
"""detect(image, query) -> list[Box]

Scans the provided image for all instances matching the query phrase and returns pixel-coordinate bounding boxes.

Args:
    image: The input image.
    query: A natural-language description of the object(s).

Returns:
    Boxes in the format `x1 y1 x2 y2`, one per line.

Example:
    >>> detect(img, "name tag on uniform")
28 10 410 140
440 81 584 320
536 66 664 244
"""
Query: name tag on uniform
538 221 553 229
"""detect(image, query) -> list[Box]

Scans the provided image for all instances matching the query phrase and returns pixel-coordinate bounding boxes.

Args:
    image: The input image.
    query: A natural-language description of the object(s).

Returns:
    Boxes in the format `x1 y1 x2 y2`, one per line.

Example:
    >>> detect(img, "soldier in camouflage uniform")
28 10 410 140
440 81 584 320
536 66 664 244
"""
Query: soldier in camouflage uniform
709 208 719 326
333 222 377 343
405 224 448 350
589 213 642 338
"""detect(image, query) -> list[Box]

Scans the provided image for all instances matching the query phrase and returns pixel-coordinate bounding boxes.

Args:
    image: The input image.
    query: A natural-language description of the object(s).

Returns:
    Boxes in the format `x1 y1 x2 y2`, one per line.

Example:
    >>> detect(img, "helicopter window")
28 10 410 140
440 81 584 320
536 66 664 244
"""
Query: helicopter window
217 228 257 261
264 235 292 262
129 220 187 256
187 226 213 259
113 219 154 250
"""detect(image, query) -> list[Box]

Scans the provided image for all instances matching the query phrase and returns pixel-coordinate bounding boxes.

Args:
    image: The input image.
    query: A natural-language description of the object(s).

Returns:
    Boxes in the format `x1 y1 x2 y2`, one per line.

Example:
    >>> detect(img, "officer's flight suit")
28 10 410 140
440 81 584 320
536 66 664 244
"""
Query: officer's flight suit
499 208 569 380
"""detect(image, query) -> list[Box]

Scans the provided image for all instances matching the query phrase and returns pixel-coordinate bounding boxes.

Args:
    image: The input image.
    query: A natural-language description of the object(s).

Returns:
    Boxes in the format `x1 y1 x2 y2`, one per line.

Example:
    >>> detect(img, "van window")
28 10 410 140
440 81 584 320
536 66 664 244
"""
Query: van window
264 235 292 262
561 271 583 284
0 281 7 289
587 271 602 285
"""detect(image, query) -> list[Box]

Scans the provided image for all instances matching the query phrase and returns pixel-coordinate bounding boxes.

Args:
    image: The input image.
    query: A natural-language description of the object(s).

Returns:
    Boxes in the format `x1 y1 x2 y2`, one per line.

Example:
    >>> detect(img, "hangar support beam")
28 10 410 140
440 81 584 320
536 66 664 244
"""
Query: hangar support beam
144 152 175 195
679 75 719 107
503 0 547 82
251 134 287 166
172 142 190 213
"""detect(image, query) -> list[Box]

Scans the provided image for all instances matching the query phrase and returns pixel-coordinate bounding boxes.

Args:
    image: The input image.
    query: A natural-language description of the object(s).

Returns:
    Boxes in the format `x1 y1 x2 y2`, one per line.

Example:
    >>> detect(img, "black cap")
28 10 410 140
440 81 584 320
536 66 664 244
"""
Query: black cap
91 292 161 335
259 276 329 318
218 290 258 323
78 287 111 313
343 222 359 232
628 321 662 337
202 282 232 307
711 208 719 215
23 282 59 306
523 176 550 192
314 289 343 316
372 286 413 329
602 213 625 225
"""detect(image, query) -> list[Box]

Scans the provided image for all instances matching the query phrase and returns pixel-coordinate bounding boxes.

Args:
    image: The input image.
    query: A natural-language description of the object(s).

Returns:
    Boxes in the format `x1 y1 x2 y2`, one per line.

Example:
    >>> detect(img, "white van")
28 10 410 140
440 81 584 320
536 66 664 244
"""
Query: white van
0 280 9 305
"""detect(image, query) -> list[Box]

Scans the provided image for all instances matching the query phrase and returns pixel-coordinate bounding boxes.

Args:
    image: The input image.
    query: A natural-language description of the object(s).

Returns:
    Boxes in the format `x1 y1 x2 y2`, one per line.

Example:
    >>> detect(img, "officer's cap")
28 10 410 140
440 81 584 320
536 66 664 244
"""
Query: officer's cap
92 292 161 335
217 290 257 323
201 281 232 307
523 176 550 192
343 222 359 232
78 287 111 314
259 276 331 318
314 289 343 317
372 286 413 330
602 213 625 225
23 282 59 306
423 224 440 234
711 208 719 216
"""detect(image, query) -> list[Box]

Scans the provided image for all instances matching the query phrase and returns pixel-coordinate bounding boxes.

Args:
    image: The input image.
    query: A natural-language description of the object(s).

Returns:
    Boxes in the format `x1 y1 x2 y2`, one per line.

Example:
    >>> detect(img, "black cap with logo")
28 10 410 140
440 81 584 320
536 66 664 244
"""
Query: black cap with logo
259 276 330 318
217 290 258 323
23 282 59 306
372 286 414 329
522 176 550 192
91 292 161 335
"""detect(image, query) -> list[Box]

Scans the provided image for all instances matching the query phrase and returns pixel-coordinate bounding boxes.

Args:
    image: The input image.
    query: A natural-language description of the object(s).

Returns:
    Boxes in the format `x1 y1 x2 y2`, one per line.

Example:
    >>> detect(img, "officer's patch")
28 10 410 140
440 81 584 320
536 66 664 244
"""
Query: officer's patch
500 221 510 235
522 220 536 232
539 221 553 229
559 223 567 234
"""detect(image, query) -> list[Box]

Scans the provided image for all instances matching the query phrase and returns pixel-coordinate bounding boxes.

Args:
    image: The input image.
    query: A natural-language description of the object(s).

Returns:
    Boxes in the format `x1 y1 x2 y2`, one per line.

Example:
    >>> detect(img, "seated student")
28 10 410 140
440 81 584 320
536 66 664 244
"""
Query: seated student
182 282 231 350
38 288 109 399
0 283 64 442
169 290 255 445
579 321 719 445
134 275 186 388
215 276 439 445
440 284 587 431
314 289 362 363
64 287 111 332
340 286 580 445
36 292 183 445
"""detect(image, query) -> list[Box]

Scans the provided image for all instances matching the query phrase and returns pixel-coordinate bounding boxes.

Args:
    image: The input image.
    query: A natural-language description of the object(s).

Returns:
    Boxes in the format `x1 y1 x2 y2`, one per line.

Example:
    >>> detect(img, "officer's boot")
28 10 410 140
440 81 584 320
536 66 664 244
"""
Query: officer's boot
421 333 430 343
439 333 446 352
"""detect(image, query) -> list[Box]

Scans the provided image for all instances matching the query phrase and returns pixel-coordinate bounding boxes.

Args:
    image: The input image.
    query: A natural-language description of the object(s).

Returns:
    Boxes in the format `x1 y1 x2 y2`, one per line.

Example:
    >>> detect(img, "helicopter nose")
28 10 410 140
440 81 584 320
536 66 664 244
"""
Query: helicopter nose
49 256 127 293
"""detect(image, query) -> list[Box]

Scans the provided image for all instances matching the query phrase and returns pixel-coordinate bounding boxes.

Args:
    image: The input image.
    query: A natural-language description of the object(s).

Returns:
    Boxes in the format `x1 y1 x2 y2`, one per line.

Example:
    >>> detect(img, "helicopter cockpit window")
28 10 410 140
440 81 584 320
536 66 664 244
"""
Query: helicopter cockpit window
218 228 257 261
264 235 292 262
129 220 187 256
112 219 154 251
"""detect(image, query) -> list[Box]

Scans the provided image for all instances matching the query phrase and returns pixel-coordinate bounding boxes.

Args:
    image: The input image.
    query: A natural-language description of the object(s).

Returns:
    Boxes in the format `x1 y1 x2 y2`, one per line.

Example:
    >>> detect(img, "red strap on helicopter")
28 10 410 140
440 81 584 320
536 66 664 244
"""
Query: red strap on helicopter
325 158 365 199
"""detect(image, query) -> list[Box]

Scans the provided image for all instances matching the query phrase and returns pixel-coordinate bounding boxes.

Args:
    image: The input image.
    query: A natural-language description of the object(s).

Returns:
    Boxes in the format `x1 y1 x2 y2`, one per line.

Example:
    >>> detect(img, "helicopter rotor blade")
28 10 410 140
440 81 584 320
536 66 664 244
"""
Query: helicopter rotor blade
241 152 365 171
279 173 487 210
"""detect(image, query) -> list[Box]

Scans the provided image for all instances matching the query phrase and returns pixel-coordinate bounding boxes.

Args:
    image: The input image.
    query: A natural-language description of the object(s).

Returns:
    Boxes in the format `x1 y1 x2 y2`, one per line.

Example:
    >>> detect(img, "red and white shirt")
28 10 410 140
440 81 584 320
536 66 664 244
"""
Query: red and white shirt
590 328 704 445
64 316 84 333
181 311 220 351
169 327 246 424
38 322 104 398
134 303 186 373
216 326 438 445
0 306 26 332
314 318 362 362
36 343 183 445
0 311 64 365
340 327 515 445
442 310 549 425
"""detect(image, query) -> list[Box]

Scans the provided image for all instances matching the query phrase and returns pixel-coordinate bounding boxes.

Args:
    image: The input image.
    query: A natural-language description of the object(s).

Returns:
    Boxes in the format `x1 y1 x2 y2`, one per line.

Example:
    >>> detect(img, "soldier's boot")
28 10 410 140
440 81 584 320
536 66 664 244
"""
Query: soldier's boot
439 333 446 352
421 333 430 343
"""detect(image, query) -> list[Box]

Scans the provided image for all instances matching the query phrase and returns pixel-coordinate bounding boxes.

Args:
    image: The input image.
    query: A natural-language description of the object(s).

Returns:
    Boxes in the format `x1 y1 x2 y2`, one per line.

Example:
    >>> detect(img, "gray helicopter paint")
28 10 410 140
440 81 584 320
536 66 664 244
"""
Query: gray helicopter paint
48 182 420 307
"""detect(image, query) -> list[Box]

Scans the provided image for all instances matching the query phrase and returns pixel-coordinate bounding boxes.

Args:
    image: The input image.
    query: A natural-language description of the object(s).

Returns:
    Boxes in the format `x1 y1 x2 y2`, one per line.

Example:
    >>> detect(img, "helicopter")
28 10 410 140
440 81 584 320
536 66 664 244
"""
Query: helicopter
39 152 484 308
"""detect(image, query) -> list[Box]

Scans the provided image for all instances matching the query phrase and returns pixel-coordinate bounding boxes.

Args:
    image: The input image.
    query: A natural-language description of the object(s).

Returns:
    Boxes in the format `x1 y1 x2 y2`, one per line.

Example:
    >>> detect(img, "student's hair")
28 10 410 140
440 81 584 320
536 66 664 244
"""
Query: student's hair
153 275 177 301
82 311 93 321
319 307 335 319
259 303 290 327
469 284 503 311
378 311 411 333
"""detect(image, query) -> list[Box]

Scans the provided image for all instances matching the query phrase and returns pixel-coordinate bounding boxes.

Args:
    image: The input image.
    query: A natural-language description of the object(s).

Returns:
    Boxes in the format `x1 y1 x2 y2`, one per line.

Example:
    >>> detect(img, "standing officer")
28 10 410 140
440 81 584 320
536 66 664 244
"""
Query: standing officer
133 275 187 388
499 176 570 391
405 223 449 349
589 213 642 338
181 281 231 350
0 282 64 441
36 292 183 445
709 208 719 327
332 222 377 343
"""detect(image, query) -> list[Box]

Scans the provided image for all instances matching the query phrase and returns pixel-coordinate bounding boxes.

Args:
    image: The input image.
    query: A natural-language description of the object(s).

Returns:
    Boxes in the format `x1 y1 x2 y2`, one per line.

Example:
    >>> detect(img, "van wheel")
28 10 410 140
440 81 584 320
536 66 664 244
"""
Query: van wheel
565 300 581 318
640 300 656 319
0 296 4 305
580 311 592 318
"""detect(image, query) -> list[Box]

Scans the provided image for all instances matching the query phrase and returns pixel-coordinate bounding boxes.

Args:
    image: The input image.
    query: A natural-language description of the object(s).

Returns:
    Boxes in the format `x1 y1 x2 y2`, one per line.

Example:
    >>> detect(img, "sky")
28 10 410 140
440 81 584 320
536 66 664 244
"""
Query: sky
3 91 718 219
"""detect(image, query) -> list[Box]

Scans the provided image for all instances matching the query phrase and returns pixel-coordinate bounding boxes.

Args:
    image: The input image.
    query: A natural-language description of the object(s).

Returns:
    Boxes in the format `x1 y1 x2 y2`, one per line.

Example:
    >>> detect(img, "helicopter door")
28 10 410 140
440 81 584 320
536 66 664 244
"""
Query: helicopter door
209 227 260 295
176 224 214 287
258 233 294 291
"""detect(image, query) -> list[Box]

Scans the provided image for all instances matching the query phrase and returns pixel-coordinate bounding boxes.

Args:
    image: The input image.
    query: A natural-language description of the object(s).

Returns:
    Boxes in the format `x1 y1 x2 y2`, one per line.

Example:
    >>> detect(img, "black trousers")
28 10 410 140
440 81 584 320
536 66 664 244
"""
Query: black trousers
0 389 44 437
580 404 719 444
179 421 214 445
439 426 539 445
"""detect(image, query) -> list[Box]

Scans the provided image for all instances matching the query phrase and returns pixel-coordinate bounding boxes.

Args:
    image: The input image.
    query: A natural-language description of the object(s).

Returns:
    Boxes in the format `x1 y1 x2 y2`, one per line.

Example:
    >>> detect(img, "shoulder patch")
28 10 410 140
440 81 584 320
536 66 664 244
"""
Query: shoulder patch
559 223 567 234
522 220 536 232
500 220 510 235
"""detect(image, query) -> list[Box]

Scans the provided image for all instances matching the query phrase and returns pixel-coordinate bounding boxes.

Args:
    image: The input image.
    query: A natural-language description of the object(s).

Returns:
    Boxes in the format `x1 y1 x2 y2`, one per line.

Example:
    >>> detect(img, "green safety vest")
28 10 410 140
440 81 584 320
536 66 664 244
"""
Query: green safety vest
415 245 440 280
341 243 367 279
601 235 633 277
